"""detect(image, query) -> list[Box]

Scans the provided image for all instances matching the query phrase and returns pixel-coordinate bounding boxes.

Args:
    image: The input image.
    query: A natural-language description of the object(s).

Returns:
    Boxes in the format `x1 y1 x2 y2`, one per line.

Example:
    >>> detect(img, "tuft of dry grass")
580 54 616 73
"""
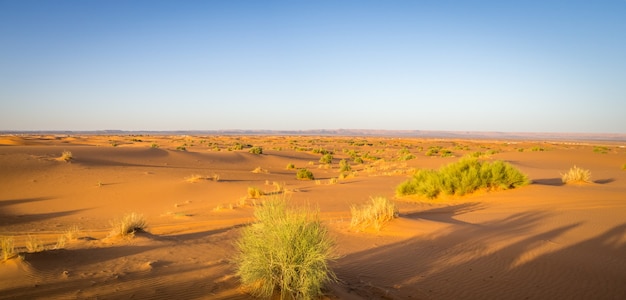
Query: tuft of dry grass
561 166 592 184
350 197 398 232
26 235 45 253
247 187 264 199
58 150 73 162
109 213 148 238
251 167 269 174
185 174 207 183
1 237 16 261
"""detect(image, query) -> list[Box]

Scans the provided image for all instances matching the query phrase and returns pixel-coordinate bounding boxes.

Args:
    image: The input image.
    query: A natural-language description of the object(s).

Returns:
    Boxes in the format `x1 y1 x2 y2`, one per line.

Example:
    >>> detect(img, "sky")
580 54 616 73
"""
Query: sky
1 0 625 133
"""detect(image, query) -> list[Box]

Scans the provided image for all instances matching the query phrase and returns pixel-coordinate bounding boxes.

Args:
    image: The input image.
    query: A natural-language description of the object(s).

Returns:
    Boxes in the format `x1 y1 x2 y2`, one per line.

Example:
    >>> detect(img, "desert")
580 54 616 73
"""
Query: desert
1 134 625 299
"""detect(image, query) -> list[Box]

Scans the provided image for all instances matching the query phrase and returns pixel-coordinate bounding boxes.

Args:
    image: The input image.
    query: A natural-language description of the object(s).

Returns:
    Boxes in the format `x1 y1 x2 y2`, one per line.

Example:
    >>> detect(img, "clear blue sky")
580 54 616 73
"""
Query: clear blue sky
1 0 625 133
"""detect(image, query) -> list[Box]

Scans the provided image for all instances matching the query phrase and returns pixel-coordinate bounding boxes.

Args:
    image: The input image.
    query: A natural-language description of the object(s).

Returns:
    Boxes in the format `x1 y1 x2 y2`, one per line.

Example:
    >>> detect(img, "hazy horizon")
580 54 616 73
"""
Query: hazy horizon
1 1 625 133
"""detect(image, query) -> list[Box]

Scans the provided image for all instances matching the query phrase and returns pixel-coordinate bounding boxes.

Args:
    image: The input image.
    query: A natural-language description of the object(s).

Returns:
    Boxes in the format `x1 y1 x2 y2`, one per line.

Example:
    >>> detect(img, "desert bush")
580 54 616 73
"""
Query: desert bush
248 187 264 199
235 198 335 299
296 168 314 180
593 146 609 154
1 237 16 261
151 143 159 148
59 150 73 162
176 146 187 151
350 197 398 231
622 163 626 170
109 213 147 237
319 153 333 164
286 163 296 170
561 166 592 184
339 159 351 172
249 146 263 154
396 157 529 199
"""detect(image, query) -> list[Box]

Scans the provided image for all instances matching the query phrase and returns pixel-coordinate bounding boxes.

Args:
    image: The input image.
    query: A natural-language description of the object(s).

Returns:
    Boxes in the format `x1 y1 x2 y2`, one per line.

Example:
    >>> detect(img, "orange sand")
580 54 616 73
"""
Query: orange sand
1 135 625 299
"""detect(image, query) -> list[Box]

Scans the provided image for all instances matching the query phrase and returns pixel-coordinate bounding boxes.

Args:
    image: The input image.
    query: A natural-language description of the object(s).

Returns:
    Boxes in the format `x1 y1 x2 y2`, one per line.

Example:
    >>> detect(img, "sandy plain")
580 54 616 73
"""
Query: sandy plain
1 134 625 299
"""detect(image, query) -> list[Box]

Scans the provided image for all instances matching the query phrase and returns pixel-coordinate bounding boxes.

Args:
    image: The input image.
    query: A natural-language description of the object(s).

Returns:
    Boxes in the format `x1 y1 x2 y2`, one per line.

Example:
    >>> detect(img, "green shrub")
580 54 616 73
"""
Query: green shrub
286 163 296 170
296 168 314 180
339 159 351 172
58 150 73 162
593 146 610 154
350 197 398 231
109 213 147 237
354 157 364 164
622 163 626 170
176 146 187 151
249 146 263 154
235 198 336 299
396 157 529 199
561 166 591 184
319 153 333 164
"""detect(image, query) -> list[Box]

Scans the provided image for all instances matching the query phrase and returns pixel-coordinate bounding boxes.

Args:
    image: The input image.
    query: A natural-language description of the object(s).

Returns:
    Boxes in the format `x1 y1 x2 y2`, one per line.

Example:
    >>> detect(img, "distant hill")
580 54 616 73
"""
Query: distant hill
2 129 625 142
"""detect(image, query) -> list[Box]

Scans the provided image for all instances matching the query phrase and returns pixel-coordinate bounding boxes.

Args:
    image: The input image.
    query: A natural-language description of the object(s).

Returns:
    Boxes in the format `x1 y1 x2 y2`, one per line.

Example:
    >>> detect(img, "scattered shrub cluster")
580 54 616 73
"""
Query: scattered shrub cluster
339 159 351 172
396 158 529 199
235 198 335 299
319 153 333 164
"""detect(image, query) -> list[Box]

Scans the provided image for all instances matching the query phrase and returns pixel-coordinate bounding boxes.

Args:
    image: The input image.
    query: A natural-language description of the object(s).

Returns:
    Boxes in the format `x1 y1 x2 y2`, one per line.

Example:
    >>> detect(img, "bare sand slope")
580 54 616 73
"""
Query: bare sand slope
1 135 625 299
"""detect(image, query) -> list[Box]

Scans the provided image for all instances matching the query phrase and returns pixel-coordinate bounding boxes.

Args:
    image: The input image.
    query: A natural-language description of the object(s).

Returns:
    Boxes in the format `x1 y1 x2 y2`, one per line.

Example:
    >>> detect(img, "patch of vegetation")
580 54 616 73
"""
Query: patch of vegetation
350 197 398 231
235 198 336 299
286 163 296 170
339 159 351 172
530 146 545 152
319 153 333 164
176 146 187 151
296 168 315 180
1 237 16 261
26 235 45 253
248 187 264 199
249 146 263 154
397 148 416 161
593 146 610 154
109 213 148 237
353 157 364 164
425 146 442 156
59 150 73 162
561 166 592 184
150 143 159 148
396 158 529 199
312 148 332 155
622 163 626 170
252 167 269 174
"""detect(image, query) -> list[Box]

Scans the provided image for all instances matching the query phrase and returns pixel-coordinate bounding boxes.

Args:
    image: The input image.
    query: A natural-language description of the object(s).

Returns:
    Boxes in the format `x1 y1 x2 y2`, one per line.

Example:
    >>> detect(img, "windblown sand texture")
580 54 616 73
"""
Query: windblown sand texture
1 135 625 299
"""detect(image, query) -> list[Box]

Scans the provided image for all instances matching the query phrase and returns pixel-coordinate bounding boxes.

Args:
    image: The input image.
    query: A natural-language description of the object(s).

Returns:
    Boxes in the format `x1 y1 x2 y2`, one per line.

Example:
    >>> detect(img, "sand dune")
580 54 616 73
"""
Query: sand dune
1 135 625 299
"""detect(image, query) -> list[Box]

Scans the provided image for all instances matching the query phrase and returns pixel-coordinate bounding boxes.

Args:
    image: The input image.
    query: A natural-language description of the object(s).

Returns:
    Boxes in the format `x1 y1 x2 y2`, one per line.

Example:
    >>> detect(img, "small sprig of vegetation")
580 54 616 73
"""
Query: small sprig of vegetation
235 198 336 299
109 213 148 237
1 237 16 261
176 146 187 151
396 157 529 199
247 187 264 199
296 168 315 180
561 166 592 184
350 197 398 231
252 166 269 174
286 163 296 170
150 143 159 148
